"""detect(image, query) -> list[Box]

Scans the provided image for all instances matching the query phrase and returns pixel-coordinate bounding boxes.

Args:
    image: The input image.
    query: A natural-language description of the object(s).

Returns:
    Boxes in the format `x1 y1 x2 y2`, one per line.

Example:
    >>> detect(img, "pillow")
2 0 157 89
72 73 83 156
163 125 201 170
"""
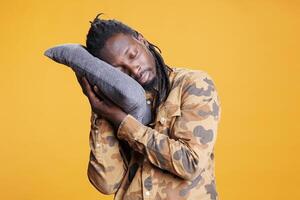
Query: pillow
43 43 152 125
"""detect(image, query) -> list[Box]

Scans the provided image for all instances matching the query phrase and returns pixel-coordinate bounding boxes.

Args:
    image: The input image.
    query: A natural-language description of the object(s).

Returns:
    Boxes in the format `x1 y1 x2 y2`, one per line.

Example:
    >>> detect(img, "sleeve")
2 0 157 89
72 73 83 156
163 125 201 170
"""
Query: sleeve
87 111 128 194
116 71 221 180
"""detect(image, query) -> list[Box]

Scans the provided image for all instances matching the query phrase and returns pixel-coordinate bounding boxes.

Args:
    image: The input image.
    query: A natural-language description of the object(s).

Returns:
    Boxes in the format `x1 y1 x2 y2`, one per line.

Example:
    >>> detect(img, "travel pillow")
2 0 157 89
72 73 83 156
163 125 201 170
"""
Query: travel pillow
43 43 152 125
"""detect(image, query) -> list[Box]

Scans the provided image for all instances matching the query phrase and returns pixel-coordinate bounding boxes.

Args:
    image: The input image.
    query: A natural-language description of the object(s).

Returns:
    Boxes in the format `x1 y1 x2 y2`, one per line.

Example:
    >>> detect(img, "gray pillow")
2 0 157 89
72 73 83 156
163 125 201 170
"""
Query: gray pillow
43 43 152 125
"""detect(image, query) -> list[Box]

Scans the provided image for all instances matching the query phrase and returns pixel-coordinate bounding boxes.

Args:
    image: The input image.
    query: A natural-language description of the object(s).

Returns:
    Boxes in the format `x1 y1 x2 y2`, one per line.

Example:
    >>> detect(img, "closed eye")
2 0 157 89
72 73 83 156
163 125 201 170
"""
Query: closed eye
129 49 138 59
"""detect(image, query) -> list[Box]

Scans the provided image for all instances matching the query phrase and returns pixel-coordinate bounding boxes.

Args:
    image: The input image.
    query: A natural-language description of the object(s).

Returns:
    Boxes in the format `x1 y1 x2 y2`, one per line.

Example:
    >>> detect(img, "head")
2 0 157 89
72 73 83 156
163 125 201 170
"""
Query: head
86 13 172 110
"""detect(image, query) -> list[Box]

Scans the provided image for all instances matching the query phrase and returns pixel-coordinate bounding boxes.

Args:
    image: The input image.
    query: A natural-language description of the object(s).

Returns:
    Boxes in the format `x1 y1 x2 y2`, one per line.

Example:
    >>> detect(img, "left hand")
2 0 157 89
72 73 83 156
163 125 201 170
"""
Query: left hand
76 74 127 128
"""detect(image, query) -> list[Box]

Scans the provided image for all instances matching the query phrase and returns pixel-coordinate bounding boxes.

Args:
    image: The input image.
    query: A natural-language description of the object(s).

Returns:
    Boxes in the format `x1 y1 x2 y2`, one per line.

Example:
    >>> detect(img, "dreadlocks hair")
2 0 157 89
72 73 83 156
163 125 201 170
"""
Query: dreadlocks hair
86 13 172 114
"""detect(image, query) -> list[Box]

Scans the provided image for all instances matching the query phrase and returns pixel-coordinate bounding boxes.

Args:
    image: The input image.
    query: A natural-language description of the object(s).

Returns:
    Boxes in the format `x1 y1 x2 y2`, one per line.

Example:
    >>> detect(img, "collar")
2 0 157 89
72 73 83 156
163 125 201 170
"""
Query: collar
145 66 174 100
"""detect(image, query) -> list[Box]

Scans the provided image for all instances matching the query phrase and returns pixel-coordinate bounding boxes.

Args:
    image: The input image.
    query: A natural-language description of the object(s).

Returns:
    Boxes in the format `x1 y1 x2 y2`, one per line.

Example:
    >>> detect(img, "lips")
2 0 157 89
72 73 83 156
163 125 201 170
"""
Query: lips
138 71 149 84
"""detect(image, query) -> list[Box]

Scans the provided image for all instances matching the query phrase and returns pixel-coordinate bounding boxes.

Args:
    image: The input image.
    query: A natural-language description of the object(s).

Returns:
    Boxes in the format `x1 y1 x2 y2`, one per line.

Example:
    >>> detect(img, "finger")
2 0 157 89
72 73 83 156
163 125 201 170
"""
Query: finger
82 77 92 92
93 85 105 98
93 85 106 98
75 74 89 96
82 76 90 85
93 85 98 93
75 73 86 91
82 77 102 103
93 85 115 106
93 85 104 101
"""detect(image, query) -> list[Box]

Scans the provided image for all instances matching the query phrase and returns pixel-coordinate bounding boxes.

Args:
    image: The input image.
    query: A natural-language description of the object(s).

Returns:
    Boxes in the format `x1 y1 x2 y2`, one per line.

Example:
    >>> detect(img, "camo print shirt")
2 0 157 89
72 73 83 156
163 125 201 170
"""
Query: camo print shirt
87 67 222 200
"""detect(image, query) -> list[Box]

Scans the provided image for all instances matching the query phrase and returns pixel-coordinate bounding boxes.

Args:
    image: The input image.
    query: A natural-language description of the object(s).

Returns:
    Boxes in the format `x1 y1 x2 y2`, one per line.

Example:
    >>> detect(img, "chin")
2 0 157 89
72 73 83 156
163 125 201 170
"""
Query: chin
141 75 157 90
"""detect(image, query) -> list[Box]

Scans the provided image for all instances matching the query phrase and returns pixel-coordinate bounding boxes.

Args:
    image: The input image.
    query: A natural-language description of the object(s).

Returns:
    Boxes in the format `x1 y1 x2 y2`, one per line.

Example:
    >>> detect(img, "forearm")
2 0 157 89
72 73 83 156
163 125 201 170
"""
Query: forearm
87 151 126 194
87 112 127 194
117 114 212 180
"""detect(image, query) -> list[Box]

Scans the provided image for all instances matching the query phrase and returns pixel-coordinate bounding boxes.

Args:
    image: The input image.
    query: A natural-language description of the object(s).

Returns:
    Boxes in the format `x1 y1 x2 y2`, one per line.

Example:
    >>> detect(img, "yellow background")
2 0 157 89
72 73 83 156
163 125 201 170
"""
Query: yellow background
1 0 299 199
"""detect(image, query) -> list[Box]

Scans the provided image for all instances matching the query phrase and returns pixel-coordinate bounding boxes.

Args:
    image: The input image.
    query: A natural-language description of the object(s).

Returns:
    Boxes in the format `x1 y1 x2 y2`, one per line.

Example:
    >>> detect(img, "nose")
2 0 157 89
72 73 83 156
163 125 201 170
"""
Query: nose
128 64 141 79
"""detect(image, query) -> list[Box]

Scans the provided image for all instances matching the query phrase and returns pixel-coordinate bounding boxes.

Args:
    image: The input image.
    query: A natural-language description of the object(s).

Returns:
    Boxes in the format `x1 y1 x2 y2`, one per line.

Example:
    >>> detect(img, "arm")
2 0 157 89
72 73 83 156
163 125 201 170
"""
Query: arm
87 111 128 194
116 71 221 180
75 73 128 194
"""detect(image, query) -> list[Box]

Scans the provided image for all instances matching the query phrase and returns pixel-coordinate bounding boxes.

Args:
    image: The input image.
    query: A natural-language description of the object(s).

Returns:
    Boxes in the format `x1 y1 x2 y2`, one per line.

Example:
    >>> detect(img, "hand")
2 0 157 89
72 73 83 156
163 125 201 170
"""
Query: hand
75 73 127 128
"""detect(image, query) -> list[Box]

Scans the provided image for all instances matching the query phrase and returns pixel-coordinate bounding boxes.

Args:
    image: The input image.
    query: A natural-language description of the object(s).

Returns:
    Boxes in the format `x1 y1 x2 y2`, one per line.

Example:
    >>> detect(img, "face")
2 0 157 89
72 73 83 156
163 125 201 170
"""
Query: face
98 33 157 90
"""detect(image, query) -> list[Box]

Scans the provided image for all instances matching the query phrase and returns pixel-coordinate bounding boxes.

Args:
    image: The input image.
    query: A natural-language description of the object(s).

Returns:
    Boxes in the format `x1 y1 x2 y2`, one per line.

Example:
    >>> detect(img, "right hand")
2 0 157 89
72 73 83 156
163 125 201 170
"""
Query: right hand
75 73 103 100
74 73 127 128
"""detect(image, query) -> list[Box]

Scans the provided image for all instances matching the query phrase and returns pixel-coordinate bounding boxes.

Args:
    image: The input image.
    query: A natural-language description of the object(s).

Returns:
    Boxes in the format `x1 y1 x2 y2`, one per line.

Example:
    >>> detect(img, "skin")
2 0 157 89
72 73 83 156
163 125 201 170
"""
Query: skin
76 33 158 129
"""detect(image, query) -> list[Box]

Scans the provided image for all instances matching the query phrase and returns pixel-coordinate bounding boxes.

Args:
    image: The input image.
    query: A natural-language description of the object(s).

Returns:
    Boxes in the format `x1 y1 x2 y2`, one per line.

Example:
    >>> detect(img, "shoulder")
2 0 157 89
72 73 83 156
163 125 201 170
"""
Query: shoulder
170 67 217 91
170 67 221 109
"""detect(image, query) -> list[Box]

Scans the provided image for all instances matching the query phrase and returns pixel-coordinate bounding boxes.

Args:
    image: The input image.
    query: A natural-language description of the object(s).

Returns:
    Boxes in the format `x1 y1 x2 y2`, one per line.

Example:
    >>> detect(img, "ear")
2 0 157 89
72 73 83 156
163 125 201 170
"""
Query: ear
136 33 149 48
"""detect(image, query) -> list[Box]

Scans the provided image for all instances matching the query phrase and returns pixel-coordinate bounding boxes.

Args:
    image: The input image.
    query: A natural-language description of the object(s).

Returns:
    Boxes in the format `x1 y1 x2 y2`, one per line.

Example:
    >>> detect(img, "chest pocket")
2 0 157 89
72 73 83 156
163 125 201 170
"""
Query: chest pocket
154 102 181 136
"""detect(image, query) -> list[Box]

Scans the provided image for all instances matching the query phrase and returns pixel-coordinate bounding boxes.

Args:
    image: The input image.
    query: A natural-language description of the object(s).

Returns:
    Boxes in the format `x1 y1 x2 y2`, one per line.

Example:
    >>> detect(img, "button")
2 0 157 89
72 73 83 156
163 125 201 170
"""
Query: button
95 129 99 134
146 100 151 105
145 191 150 196
96 143 100 147
160 117 166 124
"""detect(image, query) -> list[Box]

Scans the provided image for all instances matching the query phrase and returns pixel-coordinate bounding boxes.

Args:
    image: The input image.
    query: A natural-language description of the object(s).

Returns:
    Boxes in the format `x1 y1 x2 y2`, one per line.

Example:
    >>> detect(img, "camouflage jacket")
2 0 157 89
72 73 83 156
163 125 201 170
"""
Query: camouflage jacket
87 67 222 200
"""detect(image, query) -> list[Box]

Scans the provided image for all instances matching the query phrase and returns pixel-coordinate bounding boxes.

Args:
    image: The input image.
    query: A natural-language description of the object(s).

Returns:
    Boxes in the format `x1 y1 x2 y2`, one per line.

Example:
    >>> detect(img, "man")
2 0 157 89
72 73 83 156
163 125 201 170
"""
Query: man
76 13 221 200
